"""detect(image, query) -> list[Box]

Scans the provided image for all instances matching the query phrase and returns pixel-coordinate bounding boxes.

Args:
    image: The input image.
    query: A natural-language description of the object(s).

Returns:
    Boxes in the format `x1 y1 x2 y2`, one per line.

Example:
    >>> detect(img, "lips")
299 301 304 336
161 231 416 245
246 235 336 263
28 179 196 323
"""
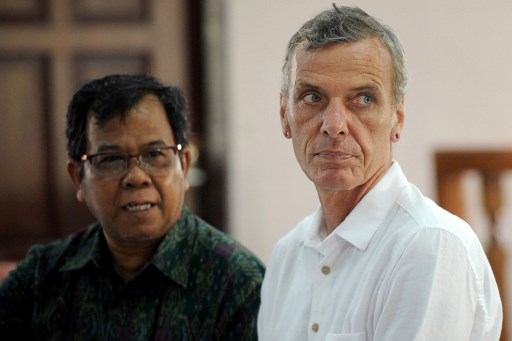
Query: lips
317 151 346 156
316 150 353 159
123 202 154 212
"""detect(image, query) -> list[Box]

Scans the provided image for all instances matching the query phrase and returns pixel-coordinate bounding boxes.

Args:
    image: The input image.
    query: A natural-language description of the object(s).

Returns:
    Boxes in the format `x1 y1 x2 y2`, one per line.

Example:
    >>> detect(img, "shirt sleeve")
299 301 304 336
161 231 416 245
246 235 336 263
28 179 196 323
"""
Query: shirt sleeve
373 228 502 340
214 263 264 341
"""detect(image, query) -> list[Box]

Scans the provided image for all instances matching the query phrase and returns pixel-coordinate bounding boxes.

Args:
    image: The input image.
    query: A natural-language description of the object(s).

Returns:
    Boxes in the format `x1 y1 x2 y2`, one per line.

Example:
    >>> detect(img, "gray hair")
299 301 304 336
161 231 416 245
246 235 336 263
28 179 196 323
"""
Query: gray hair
282 4 407 105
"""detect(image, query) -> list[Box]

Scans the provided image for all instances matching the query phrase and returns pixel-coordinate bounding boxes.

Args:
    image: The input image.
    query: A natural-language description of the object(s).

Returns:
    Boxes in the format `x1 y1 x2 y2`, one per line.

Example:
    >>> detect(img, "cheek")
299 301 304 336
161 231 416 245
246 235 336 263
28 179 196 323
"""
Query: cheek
290 114 320 142
291 119 322 159
360 117 390 140
291 110 317 129
81 180 116 209
160 175 187 208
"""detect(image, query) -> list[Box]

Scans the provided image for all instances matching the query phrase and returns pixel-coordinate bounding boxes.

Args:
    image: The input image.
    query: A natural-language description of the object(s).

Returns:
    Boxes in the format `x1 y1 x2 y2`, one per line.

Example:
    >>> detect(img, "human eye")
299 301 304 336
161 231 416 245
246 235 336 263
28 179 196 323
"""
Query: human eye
303 92 322 104
353 94 374 106
94 153 126 165
143 148 166 160
142 148 170 167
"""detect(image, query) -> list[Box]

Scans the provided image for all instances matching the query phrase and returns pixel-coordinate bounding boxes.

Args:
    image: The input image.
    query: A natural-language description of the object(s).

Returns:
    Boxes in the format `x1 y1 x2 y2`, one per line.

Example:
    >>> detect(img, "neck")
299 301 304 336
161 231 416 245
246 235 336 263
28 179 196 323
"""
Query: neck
319 190 362 234
318 163 391 234
104 234 160 281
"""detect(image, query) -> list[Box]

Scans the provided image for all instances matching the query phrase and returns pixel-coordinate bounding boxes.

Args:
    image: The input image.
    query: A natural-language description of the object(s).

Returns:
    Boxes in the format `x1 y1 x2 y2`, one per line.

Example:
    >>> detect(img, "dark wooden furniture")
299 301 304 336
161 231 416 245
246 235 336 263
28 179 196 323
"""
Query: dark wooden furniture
435 150 512 341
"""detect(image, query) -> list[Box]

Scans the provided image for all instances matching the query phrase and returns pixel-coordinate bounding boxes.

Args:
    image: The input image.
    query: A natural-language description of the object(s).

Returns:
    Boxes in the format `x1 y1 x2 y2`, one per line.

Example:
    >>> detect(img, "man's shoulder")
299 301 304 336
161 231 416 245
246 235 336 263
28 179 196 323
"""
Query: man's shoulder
0 224 100 291
21 224 99 273
265 210 319 264
188 214 265 275
396 184 473 235
32 224 97 253
391 184 485 258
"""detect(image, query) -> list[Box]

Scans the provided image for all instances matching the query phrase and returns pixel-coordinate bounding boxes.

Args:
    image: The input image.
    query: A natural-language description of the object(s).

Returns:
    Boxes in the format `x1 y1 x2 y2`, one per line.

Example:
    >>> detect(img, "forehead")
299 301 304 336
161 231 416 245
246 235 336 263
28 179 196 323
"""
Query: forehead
86 94 174 146
289 38 394 94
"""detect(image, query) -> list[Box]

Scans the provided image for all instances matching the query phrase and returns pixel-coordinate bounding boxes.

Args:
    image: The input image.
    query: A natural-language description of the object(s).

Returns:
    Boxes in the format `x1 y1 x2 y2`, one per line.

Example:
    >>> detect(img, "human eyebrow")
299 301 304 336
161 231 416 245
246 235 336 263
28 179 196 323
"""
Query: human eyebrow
140 140 173 151
145 140 169 147
93 140 170 154
94 144 124 153
294 81 321 93
352 83 382 95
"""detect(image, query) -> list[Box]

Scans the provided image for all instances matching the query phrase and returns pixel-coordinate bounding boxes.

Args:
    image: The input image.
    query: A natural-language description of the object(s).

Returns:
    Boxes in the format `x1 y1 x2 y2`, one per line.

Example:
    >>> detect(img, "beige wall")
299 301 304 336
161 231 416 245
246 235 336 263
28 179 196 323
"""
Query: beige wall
223 0 512 266
221 0 512 333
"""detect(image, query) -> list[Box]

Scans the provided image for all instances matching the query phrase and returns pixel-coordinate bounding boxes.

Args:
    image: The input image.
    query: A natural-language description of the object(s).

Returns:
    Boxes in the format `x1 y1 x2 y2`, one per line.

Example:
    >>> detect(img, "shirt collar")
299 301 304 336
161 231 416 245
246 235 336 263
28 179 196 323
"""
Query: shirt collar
150 206 195 288
336 161 408 250
305 161 409 252
60 206 195 288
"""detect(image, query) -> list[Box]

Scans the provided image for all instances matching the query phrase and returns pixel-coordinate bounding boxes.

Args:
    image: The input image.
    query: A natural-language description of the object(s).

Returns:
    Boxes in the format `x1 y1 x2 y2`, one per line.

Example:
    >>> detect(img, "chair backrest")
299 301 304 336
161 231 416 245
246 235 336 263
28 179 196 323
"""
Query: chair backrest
435 149 512 341
0 261 16 282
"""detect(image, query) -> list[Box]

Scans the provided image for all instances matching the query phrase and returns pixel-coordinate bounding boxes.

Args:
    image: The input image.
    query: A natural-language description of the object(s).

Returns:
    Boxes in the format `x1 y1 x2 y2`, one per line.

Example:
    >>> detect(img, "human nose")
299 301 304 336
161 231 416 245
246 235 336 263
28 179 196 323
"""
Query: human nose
122 156 152 187
127 154 144 168
321 100 348 138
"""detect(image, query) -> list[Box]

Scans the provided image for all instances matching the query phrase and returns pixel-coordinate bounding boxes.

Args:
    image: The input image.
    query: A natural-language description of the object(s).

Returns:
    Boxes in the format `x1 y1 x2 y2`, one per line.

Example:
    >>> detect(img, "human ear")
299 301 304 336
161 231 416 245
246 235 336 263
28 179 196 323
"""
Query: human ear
67 160 86 203
280 94 291 139
391 97 405 142
180 147 192 191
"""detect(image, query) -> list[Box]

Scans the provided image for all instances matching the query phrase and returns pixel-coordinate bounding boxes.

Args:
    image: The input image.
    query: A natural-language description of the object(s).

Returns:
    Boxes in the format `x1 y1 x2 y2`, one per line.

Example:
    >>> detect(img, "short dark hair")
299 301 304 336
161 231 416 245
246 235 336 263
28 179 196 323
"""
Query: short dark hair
66 74 189 163
282 5 407 105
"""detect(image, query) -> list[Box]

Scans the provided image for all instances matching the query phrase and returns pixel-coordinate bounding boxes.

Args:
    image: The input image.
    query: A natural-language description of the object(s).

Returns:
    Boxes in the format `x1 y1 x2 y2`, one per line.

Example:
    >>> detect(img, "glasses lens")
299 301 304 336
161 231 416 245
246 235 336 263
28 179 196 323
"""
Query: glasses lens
85 146 179 178
140 147 174 173
90 154 127 177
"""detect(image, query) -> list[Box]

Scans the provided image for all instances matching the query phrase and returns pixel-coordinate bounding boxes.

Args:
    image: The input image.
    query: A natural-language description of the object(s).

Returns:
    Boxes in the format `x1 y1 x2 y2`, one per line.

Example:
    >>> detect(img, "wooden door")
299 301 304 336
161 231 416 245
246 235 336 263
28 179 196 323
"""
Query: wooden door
0 0 215 260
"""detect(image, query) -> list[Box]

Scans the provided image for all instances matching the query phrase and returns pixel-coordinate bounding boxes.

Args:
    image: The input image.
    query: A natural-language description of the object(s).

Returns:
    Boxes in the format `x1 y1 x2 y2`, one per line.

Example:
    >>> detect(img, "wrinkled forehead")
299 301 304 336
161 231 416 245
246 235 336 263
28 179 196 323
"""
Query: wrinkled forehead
288 38 393 91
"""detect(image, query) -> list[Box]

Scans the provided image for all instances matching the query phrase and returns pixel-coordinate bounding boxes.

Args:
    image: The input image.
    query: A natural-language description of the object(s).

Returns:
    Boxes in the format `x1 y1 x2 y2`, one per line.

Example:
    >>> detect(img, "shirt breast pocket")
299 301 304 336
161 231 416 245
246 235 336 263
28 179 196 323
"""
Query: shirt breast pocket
326 332 366 341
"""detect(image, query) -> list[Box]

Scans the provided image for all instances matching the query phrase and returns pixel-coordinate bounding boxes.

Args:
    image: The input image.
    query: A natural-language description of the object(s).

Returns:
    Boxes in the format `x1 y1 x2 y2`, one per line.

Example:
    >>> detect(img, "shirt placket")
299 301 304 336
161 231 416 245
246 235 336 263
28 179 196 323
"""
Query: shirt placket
308 237 339 339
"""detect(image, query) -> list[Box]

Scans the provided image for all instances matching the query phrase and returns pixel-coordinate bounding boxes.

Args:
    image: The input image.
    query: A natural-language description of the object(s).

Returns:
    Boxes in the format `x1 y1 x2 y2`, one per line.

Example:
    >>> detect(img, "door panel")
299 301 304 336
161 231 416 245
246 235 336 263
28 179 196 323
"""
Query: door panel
0 0 211 260
0 55 54 258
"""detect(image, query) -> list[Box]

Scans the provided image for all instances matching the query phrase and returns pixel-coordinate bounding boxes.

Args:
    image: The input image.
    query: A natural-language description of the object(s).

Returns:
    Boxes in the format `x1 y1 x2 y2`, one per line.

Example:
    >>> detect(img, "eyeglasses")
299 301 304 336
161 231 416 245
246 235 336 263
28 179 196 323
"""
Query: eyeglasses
81 144 182 179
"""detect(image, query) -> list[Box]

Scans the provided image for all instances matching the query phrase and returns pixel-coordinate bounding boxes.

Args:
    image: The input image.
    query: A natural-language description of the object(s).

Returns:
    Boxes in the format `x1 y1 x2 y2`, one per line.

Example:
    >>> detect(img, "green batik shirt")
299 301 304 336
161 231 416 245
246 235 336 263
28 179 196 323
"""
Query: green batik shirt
0 206 265 340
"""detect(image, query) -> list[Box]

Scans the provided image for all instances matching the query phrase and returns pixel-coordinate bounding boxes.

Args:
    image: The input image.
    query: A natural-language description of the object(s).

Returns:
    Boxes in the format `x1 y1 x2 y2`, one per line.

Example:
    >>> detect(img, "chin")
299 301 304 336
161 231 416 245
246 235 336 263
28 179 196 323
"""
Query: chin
107 226 168 244
313 173 356 189
121 234 160 242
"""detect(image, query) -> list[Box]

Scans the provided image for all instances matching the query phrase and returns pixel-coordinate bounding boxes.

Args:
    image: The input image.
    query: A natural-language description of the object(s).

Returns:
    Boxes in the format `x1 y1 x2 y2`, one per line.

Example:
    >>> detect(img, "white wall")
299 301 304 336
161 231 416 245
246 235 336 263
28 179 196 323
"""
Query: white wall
220 0 512 333
223 0 512 264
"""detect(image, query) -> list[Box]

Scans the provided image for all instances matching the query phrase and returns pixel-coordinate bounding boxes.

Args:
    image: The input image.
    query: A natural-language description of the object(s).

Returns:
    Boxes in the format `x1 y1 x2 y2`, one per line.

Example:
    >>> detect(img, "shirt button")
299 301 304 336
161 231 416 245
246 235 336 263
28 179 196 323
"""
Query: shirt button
321 265 330 275
312 323 319 333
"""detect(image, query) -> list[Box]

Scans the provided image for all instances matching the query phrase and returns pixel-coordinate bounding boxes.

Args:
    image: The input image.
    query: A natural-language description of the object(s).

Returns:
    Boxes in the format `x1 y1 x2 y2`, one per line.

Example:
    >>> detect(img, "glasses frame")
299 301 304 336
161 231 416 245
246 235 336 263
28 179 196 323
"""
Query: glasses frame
80 144 183 178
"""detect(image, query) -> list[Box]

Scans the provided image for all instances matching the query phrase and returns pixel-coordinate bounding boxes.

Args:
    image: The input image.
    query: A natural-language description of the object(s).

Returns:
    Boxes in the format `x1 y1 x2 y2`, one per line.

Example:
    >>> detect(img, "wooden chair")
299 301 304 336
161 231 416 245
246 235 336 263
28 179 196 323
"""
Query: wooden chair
435 150 512 341
0 261 16 282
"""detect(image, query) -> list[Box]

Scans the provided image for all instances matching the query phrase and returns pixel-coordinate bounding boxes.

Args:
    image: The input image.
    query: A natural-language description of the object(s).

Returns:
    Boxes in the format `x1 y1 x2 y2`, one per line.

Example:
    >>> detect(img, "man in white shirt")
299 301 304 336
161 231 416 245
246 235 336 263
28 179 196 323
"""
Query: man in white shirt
257 5 503 340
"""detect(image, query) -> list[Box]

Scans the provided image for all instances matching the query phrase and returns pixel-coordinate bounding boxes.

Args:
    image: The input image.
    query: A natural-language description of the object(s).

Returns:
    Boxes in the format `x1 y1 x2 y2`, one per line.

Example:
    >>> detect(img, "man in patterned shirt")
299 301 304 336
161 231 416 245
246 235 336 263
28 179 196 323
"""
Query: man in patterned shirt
0 73 265 340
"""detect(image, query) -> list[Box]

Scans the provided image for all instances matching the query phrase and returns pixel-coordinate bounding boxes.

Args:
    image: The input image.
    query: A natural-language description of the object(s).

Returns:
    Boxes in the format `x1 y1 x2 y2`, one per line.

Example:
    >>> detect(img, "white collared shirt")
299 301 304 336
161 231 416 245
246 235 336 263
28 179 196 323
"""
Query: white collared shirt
258 162 502 340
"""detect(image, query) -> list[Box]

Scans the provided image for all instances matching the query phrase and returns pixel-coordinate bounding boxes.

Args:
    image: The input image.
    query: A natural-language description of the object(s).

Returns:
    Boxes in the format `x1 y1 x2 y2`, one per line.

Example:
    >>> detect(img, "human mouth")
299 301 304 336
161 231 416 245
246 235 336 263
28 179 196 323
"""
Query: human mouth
316 150 353 159
123 203 154 212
